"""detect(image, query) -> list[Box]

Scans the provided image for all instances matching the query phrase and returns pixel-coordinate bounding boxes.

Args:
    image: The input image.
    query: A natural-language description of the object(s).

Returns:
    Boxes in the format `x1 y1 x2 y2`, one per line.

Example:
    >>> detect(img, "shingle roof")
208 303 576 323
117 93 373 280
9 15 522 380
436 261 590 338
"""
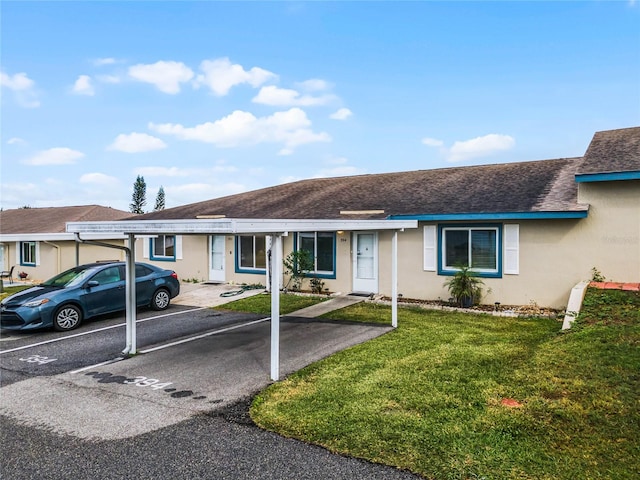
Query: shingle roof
578 126 640 175
135 156 587 221
0 205 132 235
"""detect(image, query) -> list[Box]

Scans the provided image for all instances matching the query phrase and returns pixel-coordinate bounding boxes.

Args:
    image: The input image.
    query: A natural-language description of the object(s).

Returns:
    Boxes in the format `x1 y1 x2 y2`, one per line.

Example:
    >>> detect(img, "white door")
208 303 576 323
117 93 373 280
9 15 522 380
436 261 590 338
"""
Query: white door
209 235 225 282
352 232 378 293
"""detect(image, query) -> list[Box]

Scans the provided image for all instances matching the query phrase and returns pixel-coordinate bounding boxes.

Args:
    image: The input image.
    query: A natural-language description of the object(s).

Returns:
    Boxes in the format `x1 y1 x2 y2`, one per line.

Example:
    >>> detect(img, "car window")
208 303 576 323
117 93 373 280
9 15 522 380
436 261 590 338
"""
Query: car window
136 265 153 277
42 267 94 288
91 266 122 285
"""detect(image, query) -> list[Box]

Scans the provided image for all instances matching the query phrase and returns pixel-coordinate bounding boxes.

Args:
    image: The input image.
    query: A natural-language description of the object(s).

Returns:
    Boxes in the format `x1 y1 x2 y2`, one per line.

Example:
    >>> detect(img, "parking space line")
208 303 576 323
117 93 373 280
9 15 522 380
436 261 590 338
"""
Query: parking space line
0 307 207 355
140 317 269 353
70 357 126 374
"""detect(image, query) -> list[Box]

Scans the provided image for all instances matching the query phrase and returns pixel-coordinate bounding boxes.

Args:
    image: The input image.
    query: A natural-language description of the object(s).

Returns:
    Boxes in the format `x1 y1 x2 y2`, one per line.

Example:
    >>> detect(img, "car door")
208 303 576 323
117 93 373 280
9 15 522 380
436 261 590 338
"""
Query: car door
82 266 125 317
126 264 156 307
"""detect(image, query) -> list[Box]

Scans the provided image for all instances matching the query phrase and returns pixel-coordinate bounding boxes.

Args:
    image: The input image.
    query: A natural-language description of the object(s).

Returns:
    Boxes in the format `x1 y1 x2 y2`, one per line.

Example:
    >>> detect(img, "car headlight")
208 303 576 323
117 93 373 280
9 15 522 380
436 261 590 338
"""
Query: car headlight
23 298 50 308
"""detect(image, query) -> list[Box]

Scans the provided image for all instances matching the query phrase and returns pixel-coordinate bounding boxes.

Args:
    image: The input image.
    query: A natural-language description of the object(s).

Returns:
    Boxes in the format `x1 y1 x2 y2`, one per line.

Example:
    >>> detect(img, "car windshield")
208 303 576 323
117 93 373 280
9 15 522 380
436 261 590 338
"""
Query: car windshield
41 266 96 288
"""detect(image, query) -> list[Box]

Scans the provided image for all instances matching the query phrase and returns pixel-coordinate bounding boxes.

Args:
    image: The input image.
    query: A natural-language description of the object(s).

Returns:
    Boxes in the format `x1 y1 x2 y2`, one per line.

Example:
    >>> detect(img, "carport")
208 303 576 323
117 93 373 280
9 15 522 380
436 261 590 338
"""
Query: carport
66 218 417 381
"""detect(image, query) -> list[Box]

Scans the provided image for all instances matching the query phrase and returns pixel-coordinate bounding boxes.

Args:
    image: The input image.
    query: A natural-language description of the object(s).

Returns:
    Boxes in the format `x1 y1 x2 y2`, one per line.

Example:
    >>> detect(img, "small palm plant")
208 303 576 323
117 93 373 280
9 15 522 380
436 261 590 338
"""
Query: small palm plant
443 265 484 307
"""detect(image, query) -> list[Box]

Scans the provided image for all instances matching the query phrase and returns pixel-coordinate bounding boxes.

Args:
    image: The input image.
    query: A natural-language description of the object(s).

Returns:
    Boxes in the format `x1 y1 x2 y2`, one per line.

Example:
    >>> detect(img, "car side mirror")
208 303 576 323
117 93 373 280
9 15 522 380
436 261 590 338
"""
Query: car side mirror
86 280 99 288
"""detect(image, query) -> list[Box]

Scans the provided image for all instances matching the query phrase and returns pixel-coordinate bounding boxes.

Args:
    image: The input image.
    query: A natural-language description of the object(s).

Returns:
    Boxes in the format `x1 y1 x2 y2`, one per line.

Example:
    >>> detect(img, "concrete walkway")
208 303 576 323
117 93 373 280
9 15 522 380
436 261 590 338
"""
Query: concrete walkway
174 282 366 317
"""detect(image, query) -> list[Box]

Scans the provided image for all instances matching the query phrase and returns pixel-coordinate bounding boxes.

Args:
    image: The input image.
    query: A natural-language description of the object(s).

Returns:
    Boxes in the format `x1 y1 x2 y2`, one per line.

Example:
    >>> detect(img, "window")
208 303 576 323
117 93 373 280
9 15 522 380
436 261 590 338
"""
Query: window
236 235 266 272
20 241 37 266
151 235 176 260
297 232 336 277
439 225 501 277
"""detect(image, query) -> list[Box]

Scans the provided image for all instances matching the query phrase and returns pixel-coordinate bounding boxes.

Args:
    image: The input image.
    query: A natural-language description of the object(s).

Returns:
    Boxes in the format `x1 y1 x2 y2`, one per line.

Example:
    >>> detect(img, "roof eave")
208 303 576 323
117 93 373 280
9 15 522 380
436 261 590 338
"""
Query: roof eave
575 171 640 183
388 210 589 221
66 218 419 235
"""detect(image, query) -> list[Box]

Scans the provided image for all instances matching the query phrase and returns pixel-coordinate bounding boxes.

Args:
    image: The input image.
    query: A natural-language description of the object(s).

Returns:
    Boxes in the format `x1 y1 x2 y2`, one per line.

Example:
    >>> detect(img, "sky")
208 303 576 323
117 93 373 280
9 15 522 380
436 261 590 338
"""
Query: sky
1 1 639 212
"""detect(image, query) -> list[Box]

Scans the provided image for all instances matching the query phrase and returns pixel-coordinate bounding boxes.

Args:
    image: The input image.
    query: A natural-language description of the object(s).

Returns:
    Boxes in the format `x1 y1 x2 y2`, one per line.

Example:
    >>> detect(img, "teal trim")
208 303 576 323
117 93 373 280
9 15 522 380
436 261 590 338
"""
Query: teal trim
437 224 502 278
575 171 640 183
390 211 588 221
19 241 36 267
293 232 337 279
234 235 267 275
149 237 176 262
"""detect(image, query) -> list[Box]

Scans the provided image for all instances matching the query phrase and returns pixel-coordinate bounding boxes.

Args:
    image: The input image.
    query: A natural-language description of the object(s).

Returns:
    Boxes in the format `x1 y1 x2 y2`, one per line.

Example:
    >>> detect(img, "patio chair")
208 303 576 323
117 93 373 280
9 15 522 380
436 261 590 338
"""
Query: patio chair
1 265 15 284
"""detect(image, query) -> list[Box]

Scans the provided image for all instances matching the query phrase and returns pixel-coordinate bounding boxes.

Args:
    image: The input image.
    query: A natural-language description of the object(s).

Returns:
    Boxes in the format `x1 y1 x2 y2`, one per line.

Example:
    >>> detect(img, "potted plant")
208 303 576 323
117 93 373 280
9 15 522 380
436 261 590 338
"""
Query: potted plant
443 265 484 308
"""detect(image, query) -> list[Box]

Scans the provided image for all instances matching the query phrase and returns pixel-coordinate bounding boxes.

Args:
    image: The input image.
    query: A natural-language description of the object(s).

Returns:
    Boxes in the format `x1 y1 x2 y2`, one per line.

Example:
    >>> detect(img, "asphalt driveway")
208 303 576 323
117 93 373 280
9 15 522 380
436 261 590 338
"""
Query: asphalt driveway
1 285 420 479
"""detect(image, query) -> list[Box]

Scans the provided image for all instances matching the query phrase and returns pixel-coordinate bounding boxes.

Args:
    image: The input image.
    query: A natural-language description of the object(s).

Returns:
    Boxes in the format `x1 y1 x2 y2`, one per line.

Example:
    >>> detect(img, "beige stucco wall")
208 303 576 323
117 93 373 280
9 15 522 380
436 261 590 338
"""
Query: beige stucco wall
1 240 126 283
373 180 640 309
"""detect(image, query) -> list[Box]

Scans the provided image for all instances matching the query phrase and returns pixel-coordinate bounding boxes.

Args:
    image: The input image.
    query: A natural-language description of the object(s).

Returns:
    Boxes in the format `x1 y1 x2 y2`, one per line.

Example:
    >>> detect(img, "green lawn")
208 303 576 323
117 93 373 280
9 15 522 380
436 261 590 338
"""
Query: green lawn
214 292 329 315
250 288 640 480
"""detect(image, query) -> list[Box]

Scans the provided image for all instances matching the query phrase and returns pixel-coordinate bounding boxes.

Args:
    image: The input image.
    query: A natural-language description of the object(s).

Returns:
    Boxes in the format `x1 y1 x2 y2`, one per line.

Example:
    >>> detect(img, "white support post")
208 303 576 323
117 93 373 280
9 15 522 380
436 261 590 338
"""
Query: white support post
391 230 398 328
123 234 137 355
270 234 282 381
129 234 137 353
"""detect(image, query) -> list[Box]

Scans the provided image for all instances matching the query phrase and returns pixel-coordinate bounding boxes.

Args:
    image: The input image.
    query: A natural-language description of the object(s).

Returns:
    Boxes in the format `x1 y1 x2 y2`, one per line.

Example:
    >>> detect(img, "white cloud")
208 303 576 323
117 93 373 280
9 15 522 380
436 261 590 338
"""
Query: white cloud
313 165 362 178
128 61 194 94
252 85 336 107
422 137 444 147
79 173 119 186
134 163 239 178
296 78 331 91
150 107 330 153
447 134 515 162
93 57 117 66
1 71 40 108
1 71 34 90
108 132 167 153
7 137 27 145
329 108 352 120
72 75 95 96
22 147 85 166
195 57 277 96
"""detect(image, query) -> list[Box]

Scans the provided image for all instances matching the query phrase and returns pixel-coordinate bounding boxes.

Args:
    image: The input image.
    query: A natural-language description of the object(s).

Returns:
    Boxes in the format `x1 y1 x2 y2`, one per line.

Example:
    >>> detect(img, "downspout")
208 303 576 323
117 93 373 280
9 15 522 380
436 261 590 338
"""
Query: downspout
43 241 61 275
74 233 136 355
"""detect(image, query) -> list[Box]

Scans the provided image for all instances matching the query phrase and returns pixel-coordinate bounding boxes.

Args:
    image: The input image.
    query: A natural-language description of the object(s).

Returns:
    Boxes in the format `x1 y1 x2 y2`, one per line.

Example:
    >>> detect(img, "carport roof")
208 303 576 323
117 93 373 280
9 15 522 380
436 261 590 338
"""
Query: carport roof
66 218 418 235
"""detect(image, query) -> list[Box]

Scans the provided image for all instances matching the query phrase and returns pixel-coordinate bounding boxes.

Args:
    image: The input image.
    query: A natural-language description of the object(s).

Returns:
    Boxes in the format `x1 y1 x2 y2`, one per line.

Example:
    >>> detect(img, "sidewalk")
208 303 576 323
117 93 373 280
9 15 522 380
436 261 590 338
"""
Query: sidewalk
174 282 366 316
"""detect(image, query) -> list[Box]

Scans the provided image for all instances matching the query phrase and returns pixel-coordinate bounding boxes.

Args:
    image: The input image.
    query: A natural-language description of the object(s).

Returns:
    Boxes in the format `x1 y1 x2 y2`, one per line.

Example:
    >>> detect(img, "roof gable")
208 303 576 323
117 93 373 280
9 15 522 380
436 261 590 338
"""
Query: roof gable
0 205 132 235
576 127 640 182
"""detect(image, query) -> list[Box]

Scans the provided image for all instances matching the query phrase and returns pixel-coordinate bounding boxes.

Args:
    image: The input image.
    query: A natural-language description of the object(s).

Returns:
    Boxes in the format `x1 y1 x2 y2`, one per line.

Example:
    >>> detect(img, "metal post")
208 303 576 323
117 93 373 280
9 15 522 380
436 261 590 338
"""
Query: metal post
270 234 282 381
392 230 398 328
123 234 137 355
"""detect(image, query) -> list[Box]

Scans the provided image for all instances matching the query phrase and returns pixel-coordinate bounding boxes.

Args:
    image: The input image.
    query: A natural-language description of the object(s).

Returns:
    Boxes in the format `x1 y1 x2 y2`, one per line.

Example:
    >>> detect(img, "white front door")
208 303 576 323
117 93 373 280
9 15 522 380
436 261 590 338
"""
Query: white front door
209 235 225 282
352 232 378 293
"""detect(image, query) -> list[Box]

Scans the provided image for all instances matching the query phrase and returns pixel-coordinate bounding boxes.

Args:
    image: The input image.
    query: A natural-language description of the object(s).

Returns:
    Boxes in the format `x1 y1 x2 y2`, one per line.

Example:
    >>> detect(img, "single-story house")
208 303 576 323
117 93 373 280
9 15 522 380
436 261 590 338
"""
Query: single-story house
121 126 638 310
0 205 132 283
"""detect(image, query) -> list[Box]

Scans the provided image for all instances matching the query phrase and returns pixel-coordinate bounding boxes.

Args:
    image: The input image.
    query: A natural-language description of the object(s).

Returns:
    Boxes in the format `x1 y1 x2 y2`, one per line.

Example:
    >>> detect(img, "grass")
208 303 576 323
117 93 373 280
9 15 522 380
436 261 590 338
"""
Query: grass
214 292 329 315
249 288 640 479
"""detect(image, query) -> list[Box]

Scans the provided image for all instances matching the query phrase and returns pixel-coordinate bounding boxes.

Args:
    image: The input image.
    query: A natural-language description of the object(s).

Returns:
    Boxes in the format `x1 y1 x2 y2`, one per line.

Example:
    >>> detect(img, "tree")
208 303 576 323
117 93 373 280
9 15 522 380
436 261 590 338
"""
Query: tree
154 186 165 211
130 175 147 214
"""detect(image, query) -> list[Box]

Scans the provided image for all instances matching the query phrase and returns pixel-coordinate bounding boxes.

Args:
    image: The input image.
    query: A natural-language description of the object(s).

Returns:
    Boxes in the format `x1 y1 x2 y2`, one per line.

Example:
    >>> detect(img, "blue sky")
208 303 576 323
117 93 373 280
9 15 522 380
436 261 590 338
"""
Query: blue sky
1 1 639 212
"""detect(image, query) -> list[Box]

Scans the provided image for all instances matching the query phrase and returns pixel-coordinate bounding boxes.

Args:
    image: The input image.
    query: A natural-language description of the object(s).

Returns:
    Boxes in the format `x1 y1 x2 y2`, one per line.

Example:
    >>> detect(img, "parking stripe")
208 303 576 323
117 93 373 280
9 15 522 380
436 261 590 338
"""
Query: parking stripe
0 307 207 355
139 317 269 353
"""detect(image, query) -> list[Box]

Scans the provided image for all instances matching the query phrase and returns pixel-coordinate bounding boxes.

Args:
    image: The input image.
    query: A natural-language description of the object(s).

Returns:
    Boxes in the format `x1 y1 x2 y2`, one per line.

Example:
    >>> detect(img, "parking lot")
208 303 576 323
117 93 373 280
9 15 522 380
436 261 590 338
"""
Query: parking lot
1 285 420 479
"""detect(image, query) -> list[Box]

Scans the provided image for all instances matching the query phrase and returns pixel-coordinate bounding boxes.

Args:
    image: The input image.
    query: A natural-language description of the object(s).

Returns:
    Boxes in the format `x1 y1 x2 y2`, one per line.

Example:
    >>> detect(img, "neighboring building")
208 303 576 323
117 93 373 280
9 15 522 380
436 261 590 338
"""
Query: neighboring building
83 127 640 309
0 205 132 282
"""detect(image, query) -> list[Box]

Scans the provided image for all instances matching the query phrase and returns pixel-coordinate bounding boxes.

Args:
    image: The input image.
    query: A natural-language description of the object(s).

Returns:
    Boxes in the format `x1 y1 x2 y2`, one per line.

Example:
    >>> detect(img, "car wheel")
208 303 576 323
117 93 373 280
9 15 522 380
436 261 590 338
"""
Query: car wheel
151 288 170 310
53 304 83 331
